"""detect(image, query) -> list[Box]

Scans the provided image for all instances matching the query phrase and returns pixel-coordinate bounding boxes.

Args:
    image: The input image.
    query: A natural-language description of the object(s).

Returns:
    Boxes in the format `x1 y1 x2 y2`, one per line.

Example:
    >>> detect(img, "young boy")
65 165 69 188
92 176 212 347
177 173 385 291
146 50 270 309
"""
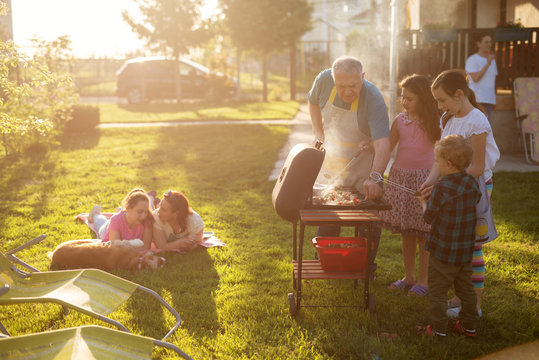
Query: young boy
417 135 482 338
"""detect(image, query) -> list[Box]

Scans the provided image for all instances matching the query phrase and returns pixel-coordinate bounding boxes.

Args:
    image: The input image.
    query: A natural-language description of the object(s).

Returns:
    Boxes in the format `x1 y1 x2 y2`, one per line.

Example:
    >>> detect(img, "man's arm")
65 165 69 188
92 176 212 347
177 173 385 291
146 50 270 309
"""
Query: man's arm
363 137 390 200
309 102 324 143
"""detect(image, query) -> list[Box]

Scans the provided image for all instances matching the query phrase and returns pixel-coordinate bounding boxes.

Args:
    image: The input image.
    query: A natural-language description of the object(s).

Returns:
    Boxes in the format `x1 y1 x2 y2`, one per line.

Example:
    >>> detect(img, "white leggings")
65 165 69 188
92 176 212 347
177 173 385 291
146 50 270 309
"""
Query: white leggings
93 214 110 240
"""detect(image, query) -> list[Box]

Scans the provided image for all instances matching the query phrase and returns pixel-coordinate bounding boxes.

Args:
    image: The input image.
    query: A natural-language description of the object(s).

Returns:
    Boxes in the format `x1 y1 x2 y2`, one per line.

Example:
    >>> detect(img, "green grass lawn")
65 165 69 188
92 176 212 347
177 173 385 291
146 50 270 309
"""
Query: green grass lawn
96 100 300 123
77 79 117 97
0 125 537 359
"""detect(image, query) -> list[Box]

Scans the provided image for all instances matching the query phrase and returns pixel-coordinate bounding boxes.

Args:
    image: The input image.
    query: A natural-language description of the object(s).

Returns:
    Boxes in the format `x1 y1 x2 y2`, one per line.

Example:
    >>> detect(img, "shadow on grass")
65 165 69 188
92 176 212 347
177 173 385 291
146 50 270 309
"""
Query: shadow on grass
57 128 101 151
116 248 220 340
0 152 57 247
490 171 539 241
128 123 289 348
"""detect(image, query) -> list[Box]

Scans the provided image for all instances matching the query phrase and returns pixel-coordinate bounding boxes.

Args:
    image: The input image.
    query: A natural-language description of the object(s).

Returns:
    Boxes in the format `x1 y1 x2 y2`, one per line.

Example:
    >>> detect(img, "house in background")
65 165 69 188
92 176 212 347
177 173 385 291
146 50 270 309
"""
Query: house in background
300 17 347 73
299 0 371 74
406 0 539 29
399 0 538 88
298 0 391 86
400 0 538 155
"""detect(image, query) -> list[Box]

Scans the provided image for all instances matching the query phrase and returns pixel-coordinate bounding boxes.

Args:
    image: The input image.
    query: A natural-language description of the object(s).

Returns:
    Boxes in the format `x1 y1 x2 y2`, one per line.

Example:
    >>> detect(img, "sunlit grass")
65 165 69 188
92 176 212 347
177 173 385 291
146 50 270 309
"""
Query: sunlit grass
0 128 537 359
96 100 300 123
77 80 116 96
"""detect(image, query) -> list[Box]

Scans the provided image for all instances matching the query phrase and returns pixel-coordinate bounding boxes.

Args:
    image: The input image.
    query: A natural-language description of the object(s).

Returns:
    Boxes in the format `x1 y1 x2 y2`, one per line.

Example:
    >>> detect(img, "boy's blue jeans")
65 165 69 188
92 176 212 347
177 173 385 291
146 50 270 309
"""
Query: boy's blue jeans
316 223 382 275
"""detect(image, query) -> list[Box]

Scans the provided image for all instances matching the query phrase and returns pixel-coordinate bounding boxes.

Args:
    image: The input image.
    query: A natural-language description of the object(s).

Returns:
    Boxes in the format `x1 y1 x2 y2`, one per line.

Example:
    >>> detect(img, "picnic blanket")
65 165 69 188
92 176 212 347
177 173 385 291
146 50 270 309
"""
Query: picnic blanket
75 212 226 252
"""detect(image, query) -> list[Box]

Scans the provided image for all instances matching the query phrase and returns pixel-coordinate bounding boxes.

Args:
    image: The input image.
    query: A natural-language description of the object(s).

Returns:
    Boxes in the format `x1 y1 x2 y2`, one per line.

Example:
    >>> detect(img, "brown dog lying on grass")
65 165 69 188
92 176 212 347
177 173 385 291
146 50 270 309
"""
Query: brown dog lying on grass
49 239 165 271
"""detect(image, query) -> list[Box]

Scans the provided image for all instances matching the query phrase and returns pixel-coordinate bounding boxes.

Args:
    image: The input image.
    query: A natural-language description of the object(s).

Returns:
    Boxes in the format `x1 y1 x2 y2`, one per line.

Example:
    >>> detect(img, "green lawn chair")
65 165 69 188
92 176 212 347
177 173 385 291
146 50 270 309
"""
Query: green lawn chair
0 325 194 359
514 77 539 164
0 235 181 341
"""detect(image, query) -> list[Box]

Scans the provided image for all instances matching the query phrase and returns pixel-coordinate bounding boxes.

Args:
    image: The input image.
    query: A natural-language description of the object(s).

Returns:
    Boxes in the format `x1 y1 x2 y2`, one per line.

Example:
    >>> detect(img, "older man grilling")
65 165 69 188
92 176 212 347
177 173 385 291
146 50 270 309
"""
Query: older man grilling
308 55 391 275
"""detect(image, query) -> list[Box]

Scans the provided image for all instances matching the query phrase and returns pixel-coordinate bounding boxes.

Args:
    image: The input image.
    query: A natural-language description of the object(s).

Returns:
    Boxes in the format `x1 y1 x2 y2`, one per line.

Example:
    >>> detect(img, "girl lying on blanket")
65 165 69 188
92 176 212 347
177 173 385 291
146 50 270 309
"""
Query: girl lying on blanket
152 190 204 253
89 188 154 250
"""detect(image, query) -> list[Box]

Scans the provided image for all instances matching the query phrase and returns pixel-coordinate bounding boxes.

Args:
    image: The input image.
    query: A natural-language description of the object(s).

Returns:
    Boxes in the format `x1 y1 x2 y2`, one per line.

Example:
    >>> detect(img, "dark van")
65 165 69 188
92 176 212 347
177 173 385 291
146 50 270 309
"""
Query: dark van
116 56 237 104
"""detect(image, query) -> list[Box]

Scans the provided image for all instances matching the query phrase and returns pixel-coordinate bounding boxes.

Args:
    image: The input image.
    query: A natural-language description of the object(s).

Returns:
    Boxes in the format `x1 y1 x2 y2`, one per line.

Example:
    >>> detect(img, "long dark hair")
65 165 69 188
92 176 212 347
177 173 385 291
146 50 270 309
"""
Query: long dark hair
400 74 441 143
163 190 193 231
431 69 486 128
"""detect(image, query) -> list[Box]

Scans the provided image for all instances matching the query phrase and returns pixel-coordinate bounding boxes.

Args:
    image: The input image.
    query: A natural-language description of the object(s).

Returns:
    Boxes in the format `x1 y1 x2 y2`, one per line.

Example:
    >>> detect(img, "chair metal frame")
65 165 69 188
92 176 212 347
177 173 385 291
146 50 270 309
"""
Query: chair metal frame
513 77 539 164
1 235 181 341
0 325 194 359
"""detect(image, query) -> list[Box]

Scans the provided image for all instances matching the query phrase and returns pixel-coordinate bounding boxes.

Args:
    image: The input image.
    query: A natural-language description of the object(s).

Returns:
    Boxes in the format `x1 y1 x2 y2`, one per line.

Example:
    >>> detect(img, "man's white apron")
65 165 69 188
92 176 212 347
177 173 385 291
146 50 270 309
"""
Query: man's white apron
320 87 373 190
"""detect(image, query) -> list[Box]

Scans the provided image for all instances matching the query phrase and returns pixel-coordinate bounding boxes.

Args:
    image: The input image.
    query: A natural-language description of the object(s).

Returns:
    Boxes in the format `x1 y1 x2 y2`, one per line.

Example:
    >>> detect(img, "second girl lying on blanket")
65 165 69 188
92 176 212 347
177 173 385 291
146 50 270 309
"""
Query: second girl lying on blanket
152 190 205 253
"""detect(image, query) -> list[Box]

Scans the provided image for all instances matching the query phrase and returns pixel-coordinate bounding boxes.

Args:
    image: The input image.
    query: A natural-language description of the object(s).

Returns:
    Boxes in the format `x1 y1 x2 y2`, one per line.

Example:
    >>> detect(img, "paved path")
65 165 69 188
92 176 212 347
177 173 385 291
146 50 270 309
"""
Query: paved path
93 100 537 176
99 119 306 128
268 104 539 181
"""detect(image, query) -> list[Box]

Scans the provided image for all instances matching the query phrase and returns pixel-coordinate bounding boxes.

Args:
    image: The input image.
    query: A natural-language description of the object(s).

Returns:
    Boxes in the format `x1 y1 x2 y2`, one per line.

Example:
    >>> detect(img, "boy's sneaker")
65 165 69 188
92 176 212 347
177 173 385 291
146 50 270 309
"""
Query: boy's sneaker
454 320 477 338
446 307 482 319
416 324 447 338
88 205 102 223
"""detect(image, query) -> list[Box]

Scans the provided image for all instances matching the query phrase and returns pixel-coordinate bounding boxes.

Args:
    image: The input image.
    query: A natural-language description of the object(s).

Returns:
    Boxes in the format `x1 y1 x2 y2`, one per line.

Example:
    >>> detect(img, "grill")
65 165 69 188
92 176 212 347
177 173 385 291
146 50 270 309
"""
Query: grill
306 185 391 211
272 143 390 223
273 143 392 316
272 143 325 222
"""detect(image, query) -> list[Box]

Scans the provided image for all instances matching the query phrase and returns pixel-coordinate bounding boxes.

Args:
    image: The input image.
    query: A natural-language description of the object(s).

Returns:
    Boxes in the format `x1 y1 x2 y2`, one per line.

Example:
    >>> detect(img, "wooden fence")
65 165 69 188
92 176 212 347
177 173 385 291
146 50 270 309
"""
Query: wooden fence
398 27 538 90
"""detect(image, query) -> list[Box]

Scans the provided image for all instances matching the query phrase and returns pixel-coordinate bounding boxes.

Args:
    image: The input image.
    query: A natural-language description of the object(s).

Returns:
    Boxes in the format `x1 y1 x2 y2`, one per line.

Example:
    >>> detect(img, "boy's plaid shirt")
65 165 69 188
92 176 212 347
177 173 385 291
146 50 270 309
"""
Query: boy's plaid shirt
423 172 481 265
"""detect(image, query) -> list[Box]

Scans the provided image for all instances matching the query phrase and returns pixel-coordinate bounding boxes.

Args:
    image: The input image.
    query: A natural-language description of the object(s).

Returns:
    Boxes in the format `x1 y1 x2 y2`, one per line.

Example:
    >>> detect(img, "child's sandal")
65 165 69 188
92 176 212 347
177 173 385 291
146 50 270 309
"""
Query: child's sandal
387 279 413 291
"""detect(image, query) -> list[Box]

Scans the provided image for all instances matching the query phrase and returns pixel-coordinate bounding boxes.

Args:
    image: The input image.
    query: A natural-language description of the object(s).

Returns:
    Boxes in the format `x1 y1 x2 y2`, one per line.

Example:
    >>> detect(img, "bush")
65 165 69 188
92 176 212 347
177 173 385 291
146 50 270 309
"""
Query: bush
0 34 77 156
269 86 285 101
64 105 100 133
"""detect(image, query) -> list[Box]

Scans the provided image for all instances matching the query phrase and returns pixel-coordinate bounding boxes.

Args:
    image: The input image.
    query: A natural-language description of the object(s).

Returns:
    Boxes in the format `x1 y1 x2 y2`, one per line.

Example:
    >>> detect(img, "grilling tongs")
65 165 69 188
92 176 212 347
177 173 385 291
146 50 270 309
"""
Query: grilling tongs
320 149 366 197
325 153 360 188
369 172 420 195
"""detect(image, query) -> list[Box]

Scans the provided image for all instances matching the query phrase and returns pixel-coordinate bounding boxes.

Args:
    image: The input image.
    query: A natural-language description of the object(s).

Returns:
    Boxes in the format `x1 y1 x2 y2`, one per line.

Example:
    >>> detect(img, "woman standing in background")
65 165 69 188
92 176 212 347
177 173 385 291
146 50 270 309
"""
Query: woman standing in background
465 33 498 120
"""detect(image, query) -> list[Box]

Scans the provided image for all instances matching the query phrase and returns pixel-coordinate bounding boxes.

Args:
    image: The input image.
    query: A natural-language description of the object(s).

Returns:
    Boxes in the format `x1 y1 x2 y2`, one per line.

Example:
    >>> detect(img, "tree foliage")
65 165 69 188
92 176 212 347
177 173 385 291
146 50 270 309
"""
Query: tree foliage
222 0 311 52
0 29 78 156
220 0 312 100
122 0 212 58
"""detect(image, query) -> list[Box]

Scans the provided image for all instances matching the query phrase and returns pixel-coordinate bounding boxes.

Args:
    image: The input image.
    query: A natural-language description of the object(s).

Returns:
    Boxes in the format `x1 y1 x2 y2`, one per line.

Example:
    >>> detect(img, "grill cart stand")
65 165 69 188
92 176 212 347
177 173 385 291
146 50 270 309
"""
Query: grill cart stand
288 209 383 317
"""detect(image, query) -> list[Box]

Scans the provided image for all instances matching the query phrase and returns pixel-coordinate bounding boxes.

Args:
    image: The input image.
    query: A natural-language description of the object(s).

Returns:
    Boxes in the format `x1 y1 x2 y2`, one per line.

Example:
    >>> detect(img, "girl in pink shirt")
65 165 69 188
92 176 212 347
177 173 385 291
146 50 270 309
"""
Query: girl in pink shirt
381 74 441 296
89 188 154 250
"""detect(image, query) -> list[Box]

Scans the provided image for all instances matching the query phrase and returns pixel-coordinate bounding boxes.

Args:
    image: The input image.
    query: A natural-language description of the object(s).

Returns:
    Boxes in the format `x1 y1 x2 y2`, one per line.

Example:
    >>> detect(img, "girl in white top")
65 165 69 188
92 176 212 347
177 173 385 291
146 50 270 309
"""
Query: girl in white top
420 69 500 319
152 190 204 253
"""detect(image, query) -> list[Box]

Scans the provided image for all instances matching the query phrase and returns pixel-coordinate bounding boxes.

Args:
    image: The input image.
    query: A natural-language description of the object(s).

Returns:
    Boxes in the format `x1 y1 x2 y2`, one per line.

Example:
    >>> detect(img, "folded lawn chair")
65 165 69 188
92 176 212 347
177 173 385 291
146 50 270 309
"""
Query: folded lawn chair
0 325 193 359
513 77 539 164
0 235 181 341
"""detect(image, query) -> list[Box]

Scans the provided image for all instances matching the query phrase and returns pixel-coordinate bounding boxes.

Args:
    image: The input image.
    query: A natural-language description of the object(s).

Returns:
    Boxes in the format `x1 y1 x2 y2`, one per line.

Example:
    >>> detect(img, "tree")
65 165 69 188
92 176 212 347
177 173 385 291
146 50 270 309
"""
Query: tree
122 0 212 101
221 0 312 101
0 1 78 157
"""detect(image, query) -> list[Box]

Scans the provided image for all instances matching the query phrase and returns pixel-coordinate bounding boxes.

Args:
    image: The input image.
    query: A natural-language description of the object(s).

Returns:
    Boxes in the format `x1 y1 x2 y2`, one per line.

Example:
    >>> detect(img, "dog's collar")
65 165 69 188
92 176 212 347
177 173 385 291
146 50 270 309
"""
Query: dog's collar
137 256 143 270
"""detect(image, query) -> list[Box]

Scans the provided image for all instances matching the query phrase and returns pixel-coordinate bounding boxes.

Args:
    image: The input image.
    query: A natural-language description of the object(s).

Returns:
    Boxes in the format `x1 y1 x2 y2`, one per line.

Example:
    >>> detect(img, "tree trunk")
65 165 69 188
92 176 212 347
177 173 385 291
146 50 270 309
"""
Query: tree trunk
289 42 296 101
175 55 182 103
262 52 268 102
236 48 242 97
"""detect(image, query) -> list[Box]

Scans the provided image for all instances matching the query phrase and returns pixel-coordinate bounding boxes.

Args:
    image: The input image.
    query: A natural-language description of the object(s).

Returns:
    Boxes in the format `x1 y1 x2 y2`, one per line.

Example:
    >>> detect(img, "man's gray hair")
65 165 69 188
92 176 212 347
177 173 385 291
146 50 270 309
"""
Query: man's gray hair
332 56 363 78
